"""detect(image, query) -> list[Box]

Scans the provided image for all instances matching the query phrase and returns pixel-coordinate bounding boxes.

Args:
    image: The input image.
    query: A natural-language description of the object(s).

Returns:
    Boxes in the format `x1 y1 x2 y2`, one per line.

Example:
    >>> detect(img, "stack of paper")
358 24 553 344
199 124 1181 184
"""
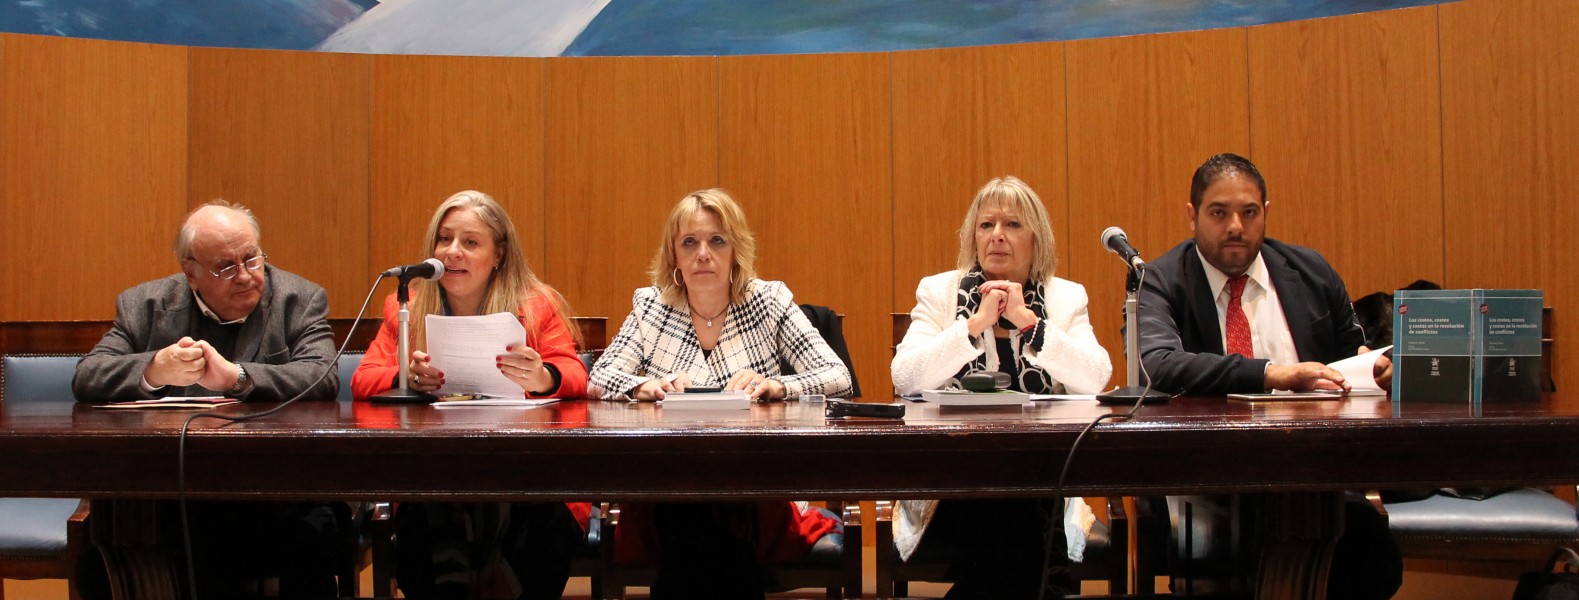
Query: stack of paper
98 397 239 409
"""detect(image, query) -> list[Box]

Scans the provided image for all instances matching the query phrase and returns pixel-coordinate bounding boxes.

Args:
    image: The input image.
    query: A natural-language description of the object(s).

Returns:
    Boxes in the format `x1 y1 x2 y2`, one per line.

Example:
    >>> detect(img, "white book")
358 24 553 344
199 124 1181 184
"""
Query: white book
661 391 752 410
920 389 1031 407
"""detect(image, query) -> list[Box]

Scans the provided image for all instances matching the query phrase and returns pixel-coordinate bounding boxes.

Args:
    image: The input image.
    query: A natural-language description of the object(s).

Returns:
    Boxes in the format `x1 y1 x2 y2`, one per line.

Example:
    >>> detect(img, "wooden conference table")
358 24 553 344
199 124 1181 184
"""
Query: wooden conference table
1 395 1576 598
1 395 1575 501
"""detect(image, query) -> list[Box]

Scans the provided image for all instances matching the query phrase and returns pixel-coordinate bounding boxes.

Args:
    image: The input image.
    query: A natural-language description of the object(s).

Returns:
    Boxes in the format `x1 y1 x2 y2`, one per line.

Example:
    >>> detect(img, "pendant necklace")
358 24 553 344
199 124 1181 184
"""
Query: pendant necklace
690 301 727 327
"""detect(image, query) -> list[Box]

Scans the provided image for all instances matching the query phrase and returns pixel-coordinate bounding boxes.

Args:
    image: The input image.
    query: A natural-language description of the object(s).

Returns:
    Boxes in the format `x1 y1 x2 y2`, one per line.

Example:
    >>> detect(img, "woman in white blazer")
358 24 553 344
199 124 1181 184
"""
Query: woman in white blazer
890 176 1112 598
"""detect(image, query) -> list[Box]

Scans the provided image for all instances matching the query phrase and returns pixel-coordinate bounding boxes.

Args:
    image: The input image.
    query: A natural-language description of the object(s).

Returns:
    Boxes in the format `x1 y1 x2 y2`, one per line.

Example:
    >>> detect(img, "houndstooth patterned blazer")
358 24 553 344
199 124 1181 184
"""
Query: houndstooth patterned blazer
589 279 853 400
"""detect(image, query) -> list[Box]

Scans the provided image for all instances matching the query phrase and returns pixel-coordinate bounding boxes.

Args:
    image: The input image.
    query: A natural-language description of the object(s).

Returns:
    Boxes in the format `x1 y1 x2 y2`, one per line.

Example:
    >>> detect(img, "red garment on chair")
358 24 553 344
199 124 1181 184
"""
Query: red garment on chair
613 501 839 565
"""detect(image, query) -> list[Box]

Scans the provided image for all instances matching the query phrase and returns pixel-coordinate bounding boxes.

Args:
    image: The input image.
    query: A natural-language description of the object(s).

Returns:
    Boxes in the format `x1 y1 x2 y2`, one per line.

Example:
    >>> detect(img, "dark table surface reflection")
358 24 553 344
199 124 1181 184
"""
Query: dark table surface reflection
1 396 1574 501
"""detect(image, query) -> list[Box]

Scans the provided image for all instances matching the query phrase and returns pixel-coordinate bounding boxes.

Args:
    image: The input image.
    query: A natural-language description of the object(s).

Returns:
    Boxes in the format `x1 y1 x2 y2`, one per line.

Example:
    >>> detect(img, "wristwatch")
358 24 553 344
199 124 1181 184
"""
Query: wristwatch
229 364 253 397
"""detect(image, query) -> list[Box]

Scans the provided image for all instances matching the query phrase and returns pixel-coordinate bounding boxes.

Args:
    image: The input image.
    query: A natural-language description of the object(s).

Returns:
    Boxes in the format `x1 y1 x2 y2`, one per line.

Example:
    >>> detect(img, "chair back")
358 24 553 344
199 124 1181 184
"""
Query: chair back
782 304 861 398
579 350 604 375
570 316 609 381
1 355 82 403
892 313 910 356
575 317 608 351
335 352 364 402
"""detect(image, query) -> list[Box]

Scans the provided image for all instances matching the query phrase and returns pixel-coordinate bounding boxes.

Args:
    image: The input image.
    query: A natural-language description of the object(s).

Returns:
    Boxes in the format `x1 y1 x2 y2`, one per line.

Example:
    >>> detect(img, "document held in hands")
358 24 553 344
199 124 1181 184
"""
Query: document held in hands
1328 345 1391 396
1228 346 1393 401
425 312 532 399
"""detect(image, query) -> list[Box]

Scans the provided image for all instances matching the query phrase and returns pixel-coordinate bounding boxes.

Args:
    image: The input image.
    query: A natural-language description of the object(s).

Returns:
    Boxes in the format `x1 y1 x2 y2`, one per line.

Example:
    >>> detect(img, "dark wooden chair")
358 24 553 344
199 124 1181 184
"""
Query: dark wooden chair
1373 487 1579 576
599 501 862 599
0 354 93 600
872 499 1130 597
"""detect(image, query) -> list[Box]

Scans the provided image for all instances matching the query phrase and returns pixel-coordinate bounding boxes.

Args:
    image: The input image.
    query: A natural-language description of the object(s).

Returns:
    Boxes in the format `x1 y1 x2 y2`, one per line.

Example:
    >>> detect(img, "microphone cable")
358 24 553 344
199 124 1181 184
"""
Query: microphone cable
1038 265 1173 600
176 272 388 600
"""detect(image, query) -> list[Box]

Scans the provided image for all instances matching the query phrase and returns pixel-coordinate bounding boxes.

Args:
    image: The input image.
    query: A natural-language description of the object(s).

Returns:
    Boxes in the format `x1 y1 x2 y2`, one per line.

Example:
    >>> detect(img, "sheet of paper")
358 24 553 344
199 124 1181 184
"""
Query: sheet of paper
98 396 239 409
432 398 558 409
1032 394 1099 401
1228 392 1343 402
425 312 527 399
1328 345 1392 393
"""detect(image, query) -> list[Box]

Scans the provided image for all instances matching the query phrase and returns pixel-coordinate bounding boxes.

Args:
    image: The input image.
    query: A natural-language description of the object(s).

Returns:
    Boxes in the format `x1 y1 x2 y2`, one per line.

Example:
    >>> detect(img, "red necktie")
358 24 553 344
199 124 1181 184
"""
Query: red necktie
1225 274 1254 358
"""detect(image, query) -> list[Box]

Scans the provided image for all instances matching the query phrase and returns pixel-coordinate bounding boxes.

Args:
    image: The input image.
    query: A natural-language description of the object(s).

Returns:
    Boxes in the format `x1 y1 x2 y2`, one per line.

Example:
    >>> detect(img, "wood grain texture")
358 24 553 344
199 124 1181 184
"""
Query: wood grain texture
0 35 188 320
890 42 1069 307
543 56 718 325
371 54 545 315
1065 28 1252 387
719 52 893 399
188 48 371 317
1441 0 1579 403
1250 6 1445 302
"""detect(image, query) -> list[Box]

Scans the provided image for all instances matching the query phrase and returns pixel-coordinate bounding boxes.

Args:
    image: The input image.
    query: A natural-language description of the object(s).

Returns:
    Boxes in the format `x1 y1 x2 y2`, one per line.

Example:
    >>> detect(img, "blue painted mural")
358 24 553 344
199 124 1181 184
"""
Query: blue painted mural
0 0 1453 56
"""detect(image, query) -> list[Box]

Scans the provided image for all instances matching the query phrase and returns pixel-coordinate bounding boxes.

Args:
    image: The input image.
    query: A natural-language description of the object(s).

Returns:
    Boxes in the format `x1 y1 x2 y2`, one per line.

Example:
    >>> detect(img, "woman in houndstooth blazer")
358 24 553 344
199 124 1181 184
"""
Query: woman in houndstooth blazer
589 189 853 599
589 190 852 401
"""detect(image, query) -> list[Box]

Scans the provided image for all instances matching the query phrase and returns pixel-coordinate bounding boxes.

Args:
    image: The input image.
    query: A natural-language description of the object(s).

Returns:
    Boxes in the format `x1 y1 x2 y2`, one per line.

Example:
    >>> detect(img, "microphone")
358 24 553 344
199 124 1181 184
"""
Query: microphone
381 258 445 281
1101 227 1145 269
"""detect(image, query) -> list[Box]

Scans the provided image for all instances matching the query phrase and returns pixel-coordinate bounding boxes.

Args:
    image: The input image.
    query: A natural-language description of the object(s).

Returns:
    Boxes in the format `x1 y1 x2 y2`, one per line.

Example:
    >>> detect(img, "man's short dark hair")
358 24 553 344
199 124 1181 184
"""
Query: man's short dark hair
1190 153 1267 208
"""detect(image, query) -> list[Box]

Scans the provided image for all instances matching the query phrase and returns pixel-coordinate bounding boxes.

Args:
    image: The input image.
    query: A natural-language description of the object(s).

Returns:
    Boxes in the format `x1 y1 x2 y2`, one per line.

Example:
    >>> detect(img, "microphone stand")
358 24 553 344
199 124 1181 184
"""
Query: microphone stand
1097 265 1170 405
369 276 436 404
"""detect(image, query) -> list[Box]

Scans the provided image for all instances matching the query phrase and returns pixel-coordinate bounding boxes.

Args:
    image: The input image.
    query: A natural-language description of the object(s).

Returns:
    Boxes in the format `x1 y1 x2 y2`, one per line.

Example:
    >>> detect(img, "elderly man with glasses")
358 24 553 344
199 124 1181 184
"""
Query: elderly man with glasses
74 200 337 402
71 200 342 598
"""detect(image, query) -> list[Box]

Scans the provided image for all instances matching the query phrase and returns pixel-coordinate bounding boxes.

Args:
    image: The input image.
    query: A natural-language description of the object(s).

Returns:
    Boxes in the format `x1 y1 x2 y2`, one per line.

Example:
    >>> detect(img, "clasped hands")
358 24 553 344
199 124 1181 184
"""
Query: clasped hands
966 280 1039 337
630 369 785 401
405 345 554 394
145 336 241 392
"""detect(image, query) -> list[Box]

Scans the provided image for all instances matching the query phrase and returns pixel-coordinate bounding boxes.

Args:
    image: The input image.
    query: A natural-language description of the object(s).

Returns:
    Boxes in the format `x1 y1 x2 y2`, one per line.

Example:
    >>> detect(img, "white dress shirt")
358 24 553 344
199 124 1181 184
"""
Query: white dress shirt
1194 249 1299 367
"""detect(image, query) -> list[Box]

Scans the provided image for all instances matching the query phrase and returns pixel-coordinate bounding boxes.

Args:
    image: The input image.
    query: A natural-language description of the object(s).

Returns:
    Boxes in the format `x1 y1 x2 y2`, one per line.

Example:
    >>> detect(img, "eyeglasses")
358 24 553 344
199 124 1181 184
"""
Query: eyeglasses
189 253 267 280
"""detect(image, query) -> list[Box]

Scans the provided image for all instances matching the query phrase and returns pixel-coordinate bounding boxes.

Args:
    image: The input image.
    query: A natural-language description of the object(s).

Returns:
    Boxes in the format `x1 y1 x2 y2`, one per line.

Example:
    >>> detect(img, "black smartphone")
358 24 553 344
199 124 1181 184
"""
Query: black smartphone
825 399 905 419
683 386 722 393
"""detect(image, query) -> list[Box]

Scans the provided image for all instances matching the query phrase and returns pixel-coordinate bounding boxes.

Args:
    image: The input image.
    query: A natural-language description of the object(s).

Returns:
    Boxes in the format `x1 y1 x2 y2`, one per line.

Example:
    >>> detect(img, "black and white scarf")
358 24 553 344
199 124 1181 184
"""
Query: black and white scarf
953 265 1054 393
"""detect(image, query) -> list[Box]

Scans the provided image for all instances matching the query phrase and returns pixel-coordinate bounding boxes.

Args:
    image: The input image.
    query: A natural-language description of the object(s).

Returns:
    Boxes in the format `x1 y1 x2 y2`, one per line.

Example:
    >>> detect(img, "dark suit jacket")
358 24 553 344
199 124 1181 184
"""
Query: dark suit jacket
72 265 339 402
1132 238 1365 395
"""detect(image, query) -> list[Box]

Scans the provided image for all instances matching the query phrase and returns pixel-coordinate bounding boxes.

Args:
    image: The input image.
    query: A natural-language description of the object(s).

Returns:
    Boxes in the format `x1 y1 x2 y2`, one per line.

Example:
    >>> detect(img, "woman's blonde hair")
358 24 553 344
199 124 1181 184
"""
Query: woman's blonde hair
649 188 758 306
408 190 579 350
956 176 1058 282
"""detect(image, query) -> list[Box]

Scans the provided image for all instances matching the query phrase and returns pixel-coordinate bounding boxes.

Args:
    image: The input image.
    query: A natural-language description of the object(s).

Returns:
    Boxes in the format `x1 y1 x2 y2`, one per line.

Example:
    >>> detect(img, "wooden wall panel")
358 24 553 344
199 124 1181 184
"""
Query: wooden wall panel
1065 28 1251 388
371 55 544 317
890 42 1069 309
719 53 893 400
544 57 718 326
0 35 188 321
1250 6 1444 303
1441 0 1579 400
189 48 370 318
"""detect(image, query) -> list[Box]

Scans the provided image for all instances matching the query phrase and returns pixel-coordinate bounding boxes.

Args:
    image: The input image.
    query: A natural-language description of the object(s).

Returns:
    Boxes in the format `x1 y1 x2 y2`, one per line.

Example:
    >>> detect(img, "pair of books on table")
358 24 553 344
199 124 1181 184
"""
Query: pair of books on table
1392 289 1544 404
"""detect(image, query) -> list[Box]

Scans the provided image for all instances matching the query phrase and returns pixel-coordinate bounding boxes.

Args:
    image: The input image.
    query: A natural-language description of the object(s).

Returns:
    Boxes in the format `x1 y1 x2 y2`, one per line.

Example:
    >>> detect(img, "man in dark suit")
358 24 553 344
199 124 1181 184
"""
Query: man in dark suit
72 200 341 598
1136 153 1384 394
1132 153 1401 599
